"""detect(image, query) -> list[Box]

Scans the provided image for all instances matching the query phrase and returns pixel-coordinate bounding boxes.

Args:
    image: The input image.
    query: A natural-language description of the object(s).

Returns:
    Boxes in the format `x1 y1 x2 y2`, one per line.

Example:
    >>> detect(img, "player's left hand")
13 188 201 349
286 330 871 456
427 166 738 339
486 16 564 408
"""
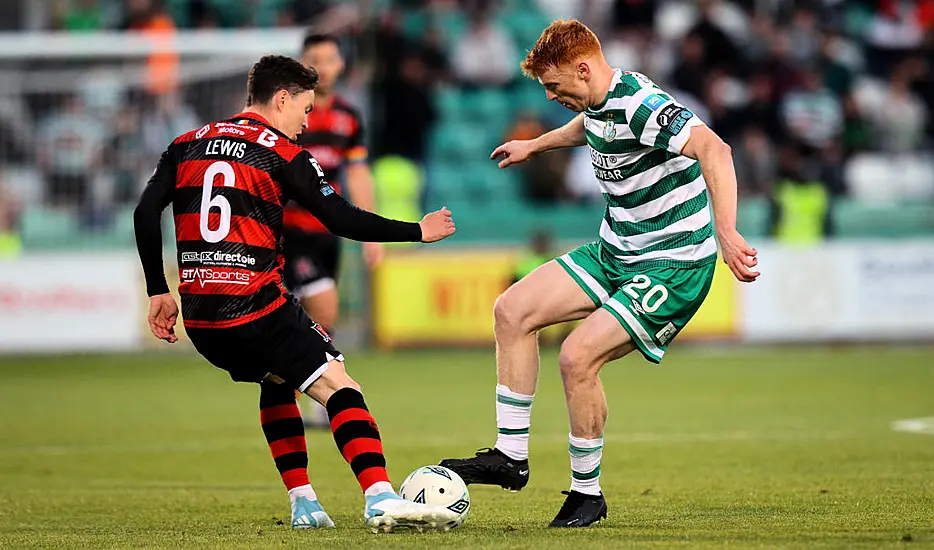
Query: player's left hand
718 228 759 283
362 242 384 268
148 293 179 343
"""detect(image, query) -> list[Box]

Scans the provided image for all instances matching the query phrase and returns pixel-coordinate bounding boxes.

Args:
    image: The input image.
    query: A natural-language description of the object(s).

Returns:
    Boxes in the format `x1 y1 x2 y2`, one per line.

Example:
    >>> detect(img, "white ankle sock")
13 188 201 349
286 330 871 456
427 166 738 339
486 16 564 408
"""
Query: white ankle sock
494 384 533 461
363 481 394 497
288 484 318 502
568 434 603 496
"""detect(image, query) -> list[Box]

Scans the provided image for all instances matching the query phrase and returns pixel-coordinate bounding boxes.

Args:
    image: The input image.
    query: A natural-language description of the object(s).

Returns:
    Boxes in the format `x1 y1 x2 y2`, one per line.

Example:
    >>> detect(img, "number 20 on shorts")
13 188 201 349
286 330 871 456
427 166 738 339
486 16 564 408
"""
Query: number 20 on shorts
622 275 669 313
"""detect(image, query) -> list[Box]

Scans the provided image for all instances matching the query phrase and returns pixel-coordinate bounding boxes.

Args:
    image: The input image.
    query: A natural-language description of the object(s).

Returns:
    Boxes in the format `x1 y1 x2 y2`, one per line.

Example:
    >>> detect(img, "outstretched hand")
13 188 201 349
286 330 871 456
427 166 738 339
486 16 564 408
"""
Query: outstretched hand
419 206 456 243
490 139 537 168
718 228 759 283
148 293 179 343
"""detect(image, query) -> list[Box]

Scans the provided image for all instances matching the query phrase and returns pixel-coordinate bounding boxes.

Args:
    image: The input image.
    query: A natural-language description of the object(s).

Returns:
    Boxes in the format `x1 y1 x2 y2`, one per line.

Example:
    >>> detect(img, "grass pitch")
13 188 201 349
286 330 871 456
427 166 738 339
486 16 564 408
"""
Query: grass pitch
0 346 932 548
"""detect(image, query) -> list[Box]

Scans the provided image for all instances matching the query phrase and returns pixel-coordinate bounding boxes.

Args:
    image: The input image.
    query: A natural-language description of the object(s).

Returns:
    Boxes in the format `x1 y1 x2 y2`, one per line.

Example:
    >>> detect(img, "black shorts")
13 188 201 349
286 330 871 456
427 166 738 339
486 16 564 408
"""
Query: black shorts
282 231 342 298
187 296 343 391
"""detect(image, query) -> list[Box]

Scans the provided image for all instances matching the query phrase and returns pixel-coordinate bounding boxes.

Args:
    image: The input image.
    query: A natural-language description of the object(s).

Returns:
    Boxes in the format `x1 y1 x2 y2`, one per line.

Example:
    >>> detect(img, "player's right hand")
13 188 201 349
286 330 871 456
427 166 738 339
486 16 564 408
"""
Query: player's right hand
148 293 179 343
419 206 456 243
491 140 537 168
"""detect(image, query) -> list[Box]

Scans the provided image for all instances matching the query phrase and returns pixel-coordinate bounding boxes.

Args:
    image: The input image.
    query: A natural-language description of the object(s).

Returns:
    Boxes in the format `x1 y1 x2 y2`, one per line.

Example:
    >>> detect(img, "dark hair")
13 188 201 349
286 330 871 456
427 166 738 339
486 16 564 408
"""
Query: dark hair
302 33 341 52
246 55 319 106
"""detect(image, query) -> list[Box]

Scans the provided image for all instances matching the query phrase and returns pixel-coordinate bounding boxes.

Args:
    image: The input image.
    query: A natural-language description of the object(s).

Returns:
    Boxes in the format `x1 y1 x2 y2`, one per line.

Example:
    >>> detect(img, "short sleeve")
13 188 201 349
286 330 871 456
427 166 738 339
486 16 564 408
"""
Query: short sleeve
625 78 706 154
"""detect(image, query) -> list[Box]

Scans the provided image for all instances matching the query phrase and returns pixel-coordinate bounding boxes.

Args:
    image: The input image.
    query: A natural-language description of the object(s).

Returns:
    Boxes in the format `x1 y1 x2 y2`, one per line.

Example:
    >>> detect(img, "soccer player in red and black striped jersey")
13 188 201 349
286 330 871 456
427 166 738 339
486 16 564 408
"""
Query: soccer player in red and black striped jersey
286 34 380 429
133 55 458 533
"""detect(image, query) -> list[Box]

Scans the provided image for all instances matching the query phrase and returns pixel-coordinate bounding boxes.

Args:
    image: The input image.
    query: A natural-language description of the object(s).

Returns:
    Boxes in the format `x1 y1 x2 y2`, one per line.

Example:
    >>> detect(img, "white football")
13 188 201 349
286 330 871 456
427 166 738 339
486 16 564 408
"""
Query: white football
399 465 470 527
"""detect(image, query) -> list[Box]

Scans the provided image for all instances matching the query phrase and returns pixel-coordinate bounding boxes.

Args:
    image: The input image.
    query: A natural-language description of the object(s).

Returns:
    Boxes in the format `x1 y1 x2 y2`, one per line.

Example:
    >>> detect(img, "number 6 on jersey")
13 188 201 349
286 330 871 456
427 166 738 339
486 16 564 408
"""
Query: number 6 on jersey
200 161 235 243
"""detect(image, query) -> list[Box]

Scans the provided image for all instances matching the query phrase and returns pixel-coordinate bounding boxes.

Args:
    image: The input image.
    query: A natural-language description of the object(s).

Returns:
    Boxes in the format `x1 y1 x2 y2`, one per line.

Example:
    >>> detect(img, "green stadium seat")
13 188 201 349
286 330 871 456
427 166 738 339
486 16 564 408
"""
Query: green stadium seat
511 81 551 116
400 11 429 39
498 9 552 52
461 162 521 202
435 87 465 121
20 207 79 250
429 123 497 164
435 12 468 49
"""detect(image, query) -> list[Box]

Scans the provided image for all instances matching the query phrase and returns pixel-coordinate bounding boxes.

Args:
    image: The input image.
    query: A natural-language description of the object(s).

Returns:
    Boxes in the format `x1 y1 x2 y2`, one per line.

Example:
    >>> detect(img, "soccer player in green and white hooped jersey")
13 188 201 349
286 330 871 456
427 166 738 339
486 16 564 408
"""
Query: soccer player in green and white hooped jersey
440 20 760 527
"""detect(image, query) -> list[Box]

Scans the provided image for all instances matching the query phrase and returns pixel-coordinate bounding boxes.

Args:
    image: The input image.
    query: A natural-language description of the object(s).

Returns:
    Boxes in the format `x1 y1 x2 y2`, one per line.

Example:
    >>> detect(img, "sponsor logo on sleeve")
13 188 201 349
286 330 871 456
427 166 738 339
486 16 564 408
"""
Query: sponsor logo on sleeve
641 93 666 111
657 104 694 134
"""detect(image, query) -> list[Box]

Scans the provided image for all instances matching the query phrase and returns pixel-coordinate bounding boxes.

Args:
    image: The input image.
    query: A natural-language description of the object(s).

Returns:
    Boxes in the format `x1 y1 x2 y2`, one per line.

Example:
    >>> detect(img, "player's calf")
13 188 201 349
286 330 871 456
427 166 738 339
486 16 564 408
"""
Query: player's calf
259 382 335 528
311 370 458 531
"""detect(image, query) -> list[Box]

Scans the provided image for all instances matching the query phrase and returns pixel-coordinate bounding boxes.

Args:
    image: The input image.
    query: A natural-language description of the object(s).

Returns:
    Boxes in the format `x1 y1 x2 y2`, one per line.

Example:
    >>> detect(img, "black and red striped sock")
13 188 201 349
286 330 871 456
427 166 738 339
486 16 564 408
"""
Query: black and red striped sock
259 382 309 491
326 387 392 493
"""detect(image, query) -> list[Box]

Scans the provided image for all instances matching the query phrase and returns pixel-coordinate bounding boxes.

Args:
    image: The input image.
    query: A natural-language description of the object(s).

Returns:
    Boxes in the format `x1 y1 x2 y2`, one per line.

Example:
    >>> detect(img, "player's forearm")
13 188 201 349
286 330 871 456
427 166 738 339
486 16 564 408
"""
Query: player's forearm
344 164 376 212
683 127 738 233
133 190 170 297
314 193 421 243
697 141 738 233
532 113 586 154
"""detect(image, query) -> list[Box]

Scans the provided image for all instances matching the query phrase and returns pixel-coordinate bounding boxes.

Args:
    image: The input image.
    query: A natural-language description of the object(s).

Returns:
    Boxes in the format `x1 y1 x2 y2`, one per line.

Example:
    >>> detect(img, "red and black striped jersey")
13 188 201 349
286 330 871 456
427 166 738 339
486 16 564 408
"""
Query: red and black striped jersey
283 94 367 234
134 111 420 330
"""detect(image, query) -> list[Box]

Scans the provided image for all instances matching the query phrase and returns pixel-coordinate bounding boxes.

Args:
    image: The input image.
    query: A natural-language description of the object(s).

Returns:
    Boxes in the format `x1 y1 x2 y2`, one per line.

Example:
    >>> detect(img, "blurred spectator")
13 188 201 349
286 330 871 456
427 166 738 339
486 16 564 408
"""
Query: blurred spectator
120 0 178 95
141 91 199 157
672 32 709 99
733 127 778 197
375 53 437 163
0 97 33 165
738 71 782 140
612 0 656 32
862 58 928 152
819 31 856 98
372 10 444 163
769 144 833 244
700 70 746 142
865 0 926 75
761 30 800 99
684 0 742 76
787 5 821 65
120 0 172 30
36 94 106 210
744 12 777 63
451 1 517 87
109 104 147 204
780 65 844 150
506 111 568 203
512 229 554 285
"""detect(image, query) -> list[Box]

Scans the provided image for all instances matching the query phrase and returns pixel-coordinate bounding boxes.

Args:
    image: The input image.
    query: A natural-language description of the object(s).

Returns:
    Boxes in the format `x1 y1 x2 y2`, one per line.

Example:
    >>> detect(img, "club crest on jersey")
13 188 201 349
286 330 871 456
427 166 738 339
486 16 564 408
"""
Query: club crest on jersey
603 116 617 142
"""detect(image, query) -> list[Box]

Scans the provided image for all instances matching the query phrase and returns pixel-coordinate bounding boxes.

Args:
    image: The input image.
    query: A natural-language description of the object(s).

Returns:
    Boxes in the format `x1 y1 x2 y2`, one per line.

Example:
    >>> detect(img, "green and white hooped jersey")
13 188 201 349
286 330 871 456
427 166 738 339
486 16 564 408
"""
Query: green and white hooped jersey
585 69 716 268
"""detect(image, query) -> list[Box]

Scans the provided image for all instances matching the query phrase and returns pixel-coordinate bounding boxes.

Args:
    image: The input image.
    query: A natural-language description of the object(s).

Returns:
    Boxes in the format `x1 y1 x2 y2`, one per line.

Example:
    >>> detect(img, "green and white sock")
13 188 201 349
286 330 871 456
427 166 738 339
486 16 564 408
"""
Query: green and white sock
569 434 603 496
494 384 533 461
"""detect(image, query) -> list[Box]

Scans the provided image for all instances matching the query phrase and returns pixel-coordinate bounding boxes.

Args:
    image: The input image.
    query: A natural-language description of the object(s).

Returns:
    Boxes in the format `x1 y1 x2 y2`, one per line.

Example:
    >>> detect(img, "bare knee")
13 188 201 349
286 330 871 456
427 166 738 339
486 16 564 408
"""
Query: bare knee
305 360 360 405
493 289 533 339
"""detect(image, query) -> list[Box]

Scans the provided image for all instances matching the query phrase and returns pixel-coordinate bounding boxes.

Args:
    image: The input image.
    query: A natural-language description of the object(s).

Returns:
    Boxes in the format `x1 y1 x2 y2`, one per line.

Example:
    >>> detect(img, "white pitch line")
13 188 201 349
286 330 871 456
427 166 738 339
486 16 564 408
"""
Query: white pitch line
891 417 934 436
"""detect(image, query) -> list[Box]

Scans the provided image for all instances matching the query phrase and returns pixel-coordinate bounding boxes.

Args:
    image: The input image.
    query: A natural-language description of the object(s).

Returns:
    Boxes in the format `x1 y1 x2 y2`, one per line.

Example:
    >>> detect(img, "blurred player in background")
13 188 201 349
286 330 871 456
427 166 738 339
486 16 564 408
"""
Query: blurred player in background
442 20 759 528
284 33 382 428
134 55 458 532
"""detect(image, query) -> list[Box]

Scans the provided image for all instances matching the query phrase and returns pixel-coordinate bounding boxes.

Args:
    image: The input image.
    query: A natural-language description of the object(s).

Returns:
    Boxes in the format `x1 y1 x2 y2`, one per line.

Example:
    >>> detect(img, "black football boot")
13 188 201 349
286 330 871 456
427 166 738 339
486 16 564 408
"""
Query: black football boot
439 448 529 491
548 490 608 527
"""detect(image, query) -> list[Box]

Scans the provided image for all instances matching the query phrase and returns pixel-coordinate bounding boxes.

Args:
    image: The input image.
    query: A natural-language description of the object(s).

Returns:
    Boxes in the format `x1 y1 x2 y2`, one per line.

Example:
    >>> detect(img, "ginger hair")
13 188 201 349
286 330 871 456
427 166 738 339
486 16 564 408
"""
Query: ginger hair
521 20 602 79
